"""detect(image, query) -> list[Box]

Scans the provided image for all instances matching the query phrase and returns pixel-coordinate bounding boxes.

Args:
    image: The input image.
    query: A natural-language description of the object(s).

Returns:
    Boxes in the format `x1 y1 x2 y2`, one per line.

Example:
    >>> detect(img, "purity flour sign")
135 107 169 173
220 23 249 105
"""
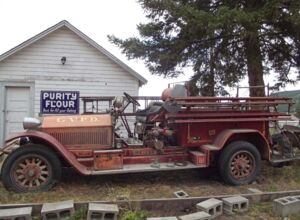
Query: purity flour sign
40 91 80 114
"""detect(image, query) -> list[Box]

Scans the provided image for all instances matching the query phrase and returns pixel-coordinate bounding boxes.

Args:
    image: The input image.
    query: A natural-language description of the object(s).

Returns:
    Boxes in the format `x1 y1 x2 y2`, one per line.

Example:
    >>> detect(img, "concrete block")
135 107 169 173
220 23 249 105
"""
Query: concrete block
222 196 249 214
147 217 177 220
292 195 300 200
178 211 211 220
196 198 222 218
41 200 74 220
174 190 189 198
273 195 300 217
87 203 119 220
0 207 32 220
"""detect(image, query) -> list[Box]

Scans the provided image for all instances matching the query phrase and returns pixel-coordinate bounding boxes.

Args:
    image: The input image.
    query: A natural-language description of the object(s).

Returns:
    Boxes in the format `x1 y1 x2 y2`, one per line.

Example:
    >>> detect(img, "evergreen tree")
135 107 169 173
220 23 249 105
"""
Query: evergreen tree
109 0 300 96
296 101 300 118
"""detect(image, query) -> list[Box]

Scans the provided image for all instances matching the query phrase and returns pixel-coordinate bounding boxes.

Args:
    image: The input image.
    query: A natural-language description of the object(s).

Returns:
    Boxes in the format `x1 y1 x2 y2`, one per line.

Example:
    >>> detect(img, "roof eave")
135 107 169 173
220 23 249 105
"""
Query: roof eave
0 20 147 86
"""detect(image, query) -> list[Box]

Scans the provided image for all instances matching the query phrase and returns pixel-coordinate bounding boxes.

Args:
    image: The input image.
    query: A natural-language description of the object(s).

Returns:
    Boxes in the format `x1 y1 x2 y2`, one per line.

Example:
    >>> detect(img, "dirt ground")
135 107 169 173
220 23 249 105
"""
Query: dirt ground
0 162 300 219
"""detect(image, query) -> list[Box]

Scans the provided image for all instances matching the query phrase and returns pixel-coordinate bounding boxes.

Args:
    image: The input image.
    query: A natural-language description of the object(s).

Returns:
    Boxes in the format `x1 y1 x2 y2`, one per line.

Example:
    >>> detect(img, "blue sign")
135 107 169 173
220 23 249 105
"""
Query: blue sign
40 91 80 114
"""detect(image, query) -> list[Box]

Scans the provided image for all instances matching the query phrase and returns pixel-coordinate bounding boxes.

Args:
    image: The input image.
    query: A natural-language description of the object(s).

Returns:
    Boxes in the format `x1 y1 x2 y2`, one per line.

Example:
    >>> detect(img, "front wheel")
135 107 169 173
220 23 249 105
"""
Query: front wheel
1 144 61 193
218 141 261 185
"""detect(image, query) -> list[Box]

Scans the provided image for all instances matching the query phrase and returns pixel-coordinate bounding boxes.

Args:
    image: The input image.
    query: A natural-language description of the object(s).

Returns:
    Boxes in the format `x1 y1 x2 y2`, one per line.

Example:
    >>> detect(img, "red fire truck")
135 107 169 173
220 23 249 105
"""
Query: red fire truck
0 85 298 192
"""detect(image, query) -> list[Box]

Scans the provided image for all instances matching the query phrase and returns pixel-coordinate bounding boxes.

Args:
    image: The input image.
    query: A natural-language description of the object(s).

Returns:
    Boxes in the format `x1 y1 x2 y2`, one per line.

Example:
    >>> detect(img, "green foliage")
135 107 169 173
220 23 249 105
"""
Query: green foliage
296 100 300 118
271 90 300 112
250 203 276 218
109 0 300 96
294 168 300 184
266 182 278 192
70 207 87 220
120 210 147 220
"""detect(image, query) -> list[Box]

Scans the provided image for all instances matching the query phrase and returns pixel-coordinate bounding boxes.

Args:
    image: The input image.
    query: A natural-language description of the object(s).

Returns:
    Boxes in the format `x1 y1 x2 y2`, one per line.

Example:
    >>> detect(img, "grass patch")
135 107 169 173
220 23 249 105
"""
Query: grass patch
120 210 147 220
71 206 87 220
293 164 300 183
246 202 300 220
0 163 299 205
291 213 300 220
266 183 278 192
250 203 274 216
105 184 131 201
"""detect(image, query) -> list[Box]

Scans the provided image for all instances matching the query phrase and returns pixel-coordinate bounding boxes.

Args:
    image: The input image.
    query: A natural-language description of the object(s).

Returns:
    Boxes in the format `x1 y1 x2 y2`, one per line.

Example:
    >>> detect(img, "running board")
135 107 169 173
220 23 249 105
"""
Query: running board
90 162 206 175
270 156 300 163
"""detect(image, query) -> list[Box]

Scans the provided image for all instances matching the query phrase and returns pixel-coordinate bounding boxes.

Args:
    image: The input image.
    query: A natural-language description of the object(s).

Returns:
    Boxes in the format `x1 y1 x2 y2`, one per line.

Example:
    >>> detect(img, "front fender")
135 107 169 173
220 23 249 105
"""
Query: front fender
4 130 91 175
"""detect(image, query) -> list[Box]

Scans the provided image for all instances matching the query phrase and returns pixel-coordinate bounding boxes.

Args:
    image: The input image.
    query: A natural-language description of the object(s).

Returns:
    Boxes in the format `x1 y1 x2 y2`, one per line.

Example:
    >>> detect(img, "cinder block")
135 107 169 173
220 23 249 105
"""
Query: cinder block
0 207 32 220
196 198 222 218
222 196 249 214
273 195 300 217
178 211 211 220
147 217 177 220
292 195 300 201
87 203 119 220
41 200 74 220
174 190 189 198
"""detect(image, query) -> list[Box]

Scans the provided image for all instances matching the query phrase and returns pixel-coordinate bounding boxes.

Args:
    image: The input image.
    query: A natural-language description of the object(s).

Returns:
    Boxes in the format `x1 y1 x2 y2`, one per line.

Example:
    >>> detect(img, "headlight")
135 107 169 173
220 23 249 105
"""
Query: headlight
23 117 41 130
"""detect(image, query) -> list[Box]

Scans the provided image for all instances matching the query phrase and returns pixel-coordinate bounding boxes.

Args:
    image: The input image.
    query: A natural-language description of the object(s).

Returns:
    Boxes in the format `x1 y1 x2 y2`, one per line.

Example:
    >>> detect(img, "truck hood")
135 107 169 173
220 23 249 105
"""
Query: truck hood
41 114 112 129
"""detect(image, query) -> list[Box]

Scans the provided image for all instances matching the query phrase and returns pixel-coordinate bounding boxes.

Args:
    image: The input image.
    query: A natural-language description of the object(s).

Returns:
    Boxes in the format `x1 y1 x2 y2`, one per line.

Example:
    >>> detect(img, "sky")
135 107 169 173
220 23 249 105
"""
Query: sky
0 0 298 97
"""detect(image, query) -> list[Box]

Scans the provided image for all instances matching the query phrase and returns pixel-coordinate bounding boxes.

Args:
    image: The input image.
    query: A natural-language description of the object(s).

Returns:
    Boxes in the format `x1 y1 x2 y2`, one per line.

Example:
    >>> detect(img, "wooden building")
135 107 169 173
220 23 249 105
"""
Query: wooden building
0 20 147 145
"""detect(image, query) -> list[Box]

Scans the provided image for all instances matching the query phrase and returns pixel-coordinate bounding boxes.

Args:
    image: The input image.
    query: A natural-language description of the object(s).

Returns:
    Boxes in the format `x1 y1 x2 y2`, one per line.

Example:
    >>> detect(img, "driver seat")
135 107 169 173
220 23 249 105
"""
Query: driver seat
136 102 163 122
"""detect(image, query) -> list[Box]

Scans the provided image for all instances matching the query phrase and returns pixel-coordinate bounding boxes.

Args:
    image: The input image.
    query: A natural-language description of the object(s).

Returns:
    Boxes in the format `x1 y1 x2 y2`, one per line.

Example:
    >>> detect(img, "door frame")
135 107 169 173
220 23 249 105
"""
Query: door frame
0 81 34 146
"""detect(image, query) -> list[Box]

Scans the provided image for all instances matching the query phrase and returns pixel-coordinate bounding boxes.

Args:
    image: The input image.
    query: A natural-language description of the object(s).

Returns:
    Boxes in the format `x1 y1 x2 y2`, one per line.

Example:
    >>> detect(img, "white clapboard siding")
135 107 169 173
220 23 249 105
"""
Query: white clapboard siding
0 27 139 84
0 26 140 117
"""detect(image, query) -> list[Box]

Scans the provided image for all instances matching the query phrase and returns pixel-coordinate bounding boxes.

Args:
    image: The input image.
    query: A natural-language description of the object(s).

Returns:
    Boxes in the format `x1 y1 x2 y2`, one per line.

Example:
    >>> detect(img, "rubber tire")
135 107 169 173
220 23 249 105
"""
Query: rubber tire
1 144 61 193
218 141 261 185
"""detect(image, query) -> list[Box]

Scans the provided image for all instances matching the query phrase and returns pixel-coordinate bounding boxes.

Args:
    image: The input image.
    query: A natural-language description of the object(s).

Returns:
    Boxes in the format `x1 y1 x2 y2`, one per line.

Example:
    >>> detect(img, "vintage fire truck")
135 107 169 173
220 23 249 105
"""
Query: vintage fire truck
0 85 298 192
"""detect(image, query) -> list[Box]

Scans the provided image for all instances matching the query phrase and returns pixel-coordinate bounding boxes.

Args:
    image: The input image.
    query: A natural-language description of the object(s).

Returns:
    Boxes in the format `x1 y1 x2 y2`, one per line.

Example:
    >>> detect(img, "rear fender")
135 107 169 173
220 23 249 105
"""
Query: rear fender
213 129 270 160
4 130 91 175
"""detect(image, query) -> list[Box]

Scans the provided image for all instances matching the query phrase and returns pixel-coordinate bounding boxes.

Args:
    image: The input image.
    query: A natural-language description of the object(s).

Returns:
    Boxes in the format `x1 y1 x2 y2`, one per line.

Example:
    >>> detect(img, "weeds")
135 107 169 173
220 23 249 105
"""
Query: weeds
267 183 278 192
250 203 273 215
70 207 87 220
120 210 147 220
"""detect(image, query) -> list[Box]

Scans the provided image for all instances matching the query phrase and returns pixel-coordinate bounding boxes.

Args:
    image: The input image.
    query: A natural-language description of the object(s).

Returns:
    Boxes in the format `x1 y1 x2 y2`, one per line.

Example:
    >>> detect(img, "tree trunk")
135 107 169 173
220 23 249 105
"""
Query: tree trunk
244 28 265 97
200 48 216 97
201 72 215 96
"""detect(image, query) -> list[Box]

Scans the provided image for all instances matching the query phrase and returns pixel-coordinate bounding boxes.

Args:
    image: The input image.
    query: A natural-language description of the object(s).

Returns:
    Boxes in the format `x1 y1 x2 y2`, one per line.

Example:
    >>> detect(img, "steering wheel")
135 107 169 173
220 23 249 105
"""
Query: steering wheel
124 92 140 106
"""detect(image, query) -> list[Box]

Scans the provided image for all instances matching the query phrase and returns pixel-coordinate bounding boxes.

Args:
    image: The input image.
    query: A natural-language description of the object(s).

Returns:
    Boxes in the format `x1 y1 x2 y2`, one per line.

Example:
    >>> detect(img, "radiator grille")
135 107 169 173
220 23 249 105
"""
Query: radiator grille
47 127 111 146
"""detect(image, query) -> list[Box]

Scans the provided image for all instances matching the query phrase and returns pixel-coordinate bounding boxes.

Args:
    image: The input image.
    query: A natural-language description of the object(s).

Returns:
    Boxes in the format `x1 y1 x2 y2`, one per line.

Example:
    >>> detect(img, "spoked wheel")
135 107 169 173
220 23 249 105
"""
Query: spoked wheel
218 141 261 185
1 144 61 193
229 151 255 181
12 154 52 190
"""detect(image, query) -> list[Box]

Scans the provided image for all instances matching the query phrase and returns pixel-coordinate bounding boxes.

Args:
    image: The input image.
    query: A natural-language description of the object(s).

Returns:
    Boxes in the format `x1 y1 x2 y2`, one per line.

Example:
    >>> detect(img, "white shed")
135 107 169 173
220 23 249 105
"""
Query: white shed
0 20 147 145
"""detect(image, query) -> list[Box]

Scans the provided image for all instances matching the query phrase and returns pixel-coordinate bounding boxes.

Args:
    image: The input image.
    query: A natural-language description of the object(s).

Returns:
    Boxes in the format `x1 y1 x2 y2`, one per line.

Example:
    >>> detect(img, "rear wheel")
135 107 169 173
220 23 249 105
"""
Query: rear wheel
218 141 261 185
1 144 61 193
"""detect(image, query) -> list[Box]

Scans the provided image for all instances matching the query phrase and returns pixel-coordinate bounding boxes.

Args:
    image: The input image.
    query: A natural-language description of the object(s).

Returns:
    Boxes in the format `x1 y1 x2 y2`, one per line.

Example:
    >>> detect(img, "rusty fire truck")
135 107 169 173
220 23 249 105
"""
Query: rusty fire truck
0 85 299 192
